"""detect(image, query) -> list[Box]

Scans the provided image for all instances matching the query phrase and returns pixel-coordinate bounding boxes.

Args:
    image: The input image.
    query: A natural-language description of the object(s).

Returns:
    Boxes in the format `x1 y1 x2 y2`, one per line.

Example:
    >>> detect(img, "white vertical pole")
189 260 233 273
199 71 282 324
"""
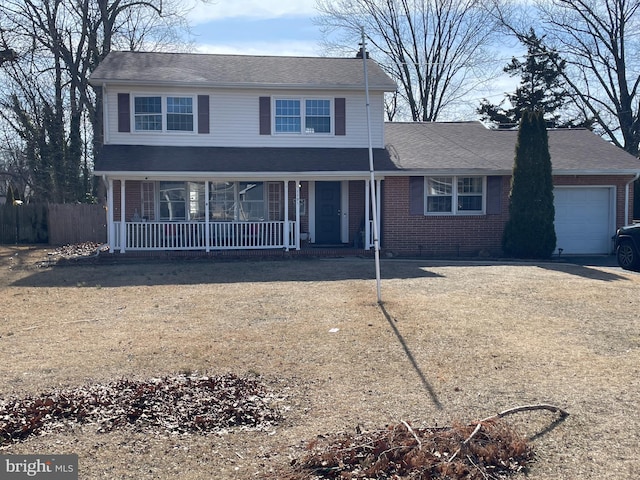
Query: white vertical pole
205 181 210 252
107 177 114 253
120 179 126 253
362 27 382 303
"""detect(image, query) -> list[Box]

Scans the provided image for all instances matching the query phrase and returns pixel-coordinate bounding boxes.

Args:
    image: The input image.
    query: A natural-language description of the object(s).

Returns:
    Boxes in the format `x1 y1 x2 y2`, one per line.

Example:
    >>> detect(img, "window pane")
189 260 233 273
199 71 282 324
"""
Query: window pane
305 99 331 133
458 177 483 194
305 116 330 133
238 182 264 220
427 177 452 195
166 97 193 131
275 99 301 133
275 116 301 133
159 181 186 220
135 115 162 131
167 97 192 114
427 196 452 213
135 97 161 114
210 182 235 221
188 182 205 220
134 96 162 131
458 196 482 211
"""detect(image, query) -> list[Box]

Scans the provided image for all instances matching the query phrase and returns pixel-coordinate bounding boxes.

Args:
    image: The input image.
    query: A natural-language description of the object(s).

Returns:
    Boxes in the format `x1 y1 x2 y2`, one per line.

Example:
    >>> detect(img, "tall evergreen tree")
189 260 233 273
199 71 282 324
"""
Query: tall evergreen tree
502 110 556 259
478 29 589 129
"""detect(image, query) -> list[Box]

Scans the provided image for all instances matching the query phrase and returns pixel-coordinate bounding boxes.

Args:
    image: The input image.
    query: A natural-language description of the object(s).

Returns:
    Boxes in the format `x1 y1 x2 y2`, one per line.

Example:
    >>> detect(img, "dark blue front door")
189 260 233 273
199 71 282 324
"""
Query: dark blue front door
315 182 341 244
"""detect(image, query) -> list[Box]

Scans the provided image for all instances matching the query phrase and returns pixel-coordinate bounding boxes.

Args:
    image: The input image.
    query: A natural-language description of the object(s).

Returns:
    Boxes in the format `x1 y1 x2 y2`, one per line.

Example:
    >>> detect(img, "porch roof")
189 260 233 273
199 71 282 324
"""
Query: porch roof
94 145 397 177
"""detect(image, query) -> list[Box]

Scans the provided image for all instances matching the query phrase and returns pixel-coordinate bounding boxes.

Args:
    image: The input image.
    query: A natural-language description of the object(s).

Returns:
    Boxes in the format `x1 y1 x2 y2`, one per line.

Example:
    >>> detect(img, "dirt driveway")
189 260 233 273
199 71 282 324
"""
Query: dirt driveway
1 245 639 479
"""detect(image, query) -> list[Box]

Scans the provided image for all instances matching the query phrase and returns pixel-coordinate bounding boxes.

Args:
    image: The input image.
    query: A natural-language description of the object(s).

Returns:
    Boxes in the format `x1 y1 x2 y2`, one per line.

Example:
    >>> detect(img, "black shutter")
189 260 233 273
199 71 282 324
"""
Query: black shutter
335 98 346 135
117 93 130 133
486 176 503 215
409 177 424 215
259 97 271 135
198 95 210 134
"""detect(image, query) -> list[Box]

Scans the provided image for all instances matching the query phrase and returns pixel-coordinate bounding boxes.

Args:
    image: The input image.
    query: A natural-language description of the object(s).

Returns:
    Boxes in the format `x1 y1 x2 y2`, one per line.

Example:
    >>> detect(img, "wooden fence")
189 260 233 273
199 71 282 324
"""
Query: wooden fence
48 204 107 245
0 203 107 246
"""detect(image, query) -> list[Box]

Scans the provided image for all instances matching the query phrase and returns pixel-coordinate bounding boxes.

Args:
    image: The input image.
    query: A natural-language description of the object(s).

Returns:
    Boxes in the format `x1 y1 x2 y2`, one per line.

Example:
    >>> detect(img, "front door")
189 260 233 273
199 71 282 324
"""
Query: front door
315 182 341 244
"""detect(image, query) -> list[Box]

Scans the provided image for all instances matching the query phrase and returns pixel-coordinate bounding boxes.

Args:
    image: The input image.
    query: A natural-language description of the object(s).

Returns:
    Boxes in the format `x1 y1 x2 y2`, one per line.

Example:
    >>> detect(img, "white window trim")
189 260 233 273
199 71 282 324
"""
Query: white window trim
424 176 486 216
273 97 333 135
132 94 197 134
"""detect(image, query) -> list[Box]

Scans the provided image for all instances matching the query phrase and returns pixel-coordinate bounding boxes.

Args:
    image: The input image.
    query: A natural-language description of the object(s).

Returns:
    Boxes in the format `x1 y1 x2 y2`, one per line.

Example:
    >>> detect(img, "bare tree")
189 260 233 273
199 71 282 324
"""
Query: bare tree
315 0 509 121
0 0 194 202
501 0 640 156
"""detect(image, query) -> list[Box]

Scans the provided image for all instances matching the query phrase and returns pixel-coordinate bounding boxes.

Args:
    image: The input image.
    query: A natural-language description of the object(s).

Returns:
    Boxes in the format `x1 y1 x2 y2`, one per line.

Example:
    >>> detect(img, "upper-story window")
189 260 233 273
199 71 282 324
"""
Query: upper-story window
275 99 301 133
133 95 194 132
426 176 484 215
274 98 331 134
134 96 162 131
166 97 193 131
305 99 331 133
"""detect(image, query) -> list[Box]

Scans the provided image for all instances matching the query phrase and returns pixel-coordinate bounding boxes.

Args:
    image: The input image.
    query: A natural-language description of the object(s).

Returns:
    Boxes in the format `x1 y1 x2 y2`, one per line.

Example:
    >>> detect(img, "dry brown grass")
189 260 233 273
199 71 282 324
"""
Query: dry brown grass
1 245 639 479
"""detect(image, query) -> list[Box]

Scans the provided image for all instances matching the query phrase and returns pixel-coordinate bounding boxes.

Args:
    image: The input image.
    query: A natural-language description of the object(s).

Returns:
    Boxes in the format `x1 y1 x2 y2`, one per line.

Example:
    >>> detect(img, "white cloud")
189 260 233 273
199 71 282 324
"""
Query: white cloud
194 39 321 57
186 0 319 24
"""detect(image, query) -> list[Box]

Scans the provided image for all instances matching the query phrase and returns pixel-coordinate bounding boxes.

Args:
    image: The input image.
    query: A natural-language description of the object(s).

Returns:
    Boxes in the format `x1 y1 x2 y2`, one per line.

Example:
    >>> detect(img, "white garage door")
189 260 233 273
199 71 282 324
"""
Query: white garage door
554 187 614 255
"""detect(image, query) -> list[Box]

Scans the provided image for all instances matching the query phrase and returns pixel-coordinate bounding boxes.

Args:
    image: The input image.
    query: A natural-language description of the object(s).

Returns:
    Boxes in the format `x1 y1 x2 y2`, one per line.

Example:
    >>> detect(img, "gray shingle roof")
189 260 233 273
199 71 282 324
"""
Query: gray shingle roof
89 51 397 91
94 123 639 177
384 122 640 174
94 145 396 176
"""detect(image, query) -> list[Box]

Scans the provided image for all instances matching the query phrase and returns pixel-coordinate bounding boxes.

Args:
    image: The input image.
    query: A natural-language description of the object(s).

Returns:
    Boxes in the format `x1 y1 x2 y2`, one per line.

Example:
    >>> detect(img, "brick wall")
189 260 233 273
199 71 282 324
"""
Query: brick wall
381 175 636 258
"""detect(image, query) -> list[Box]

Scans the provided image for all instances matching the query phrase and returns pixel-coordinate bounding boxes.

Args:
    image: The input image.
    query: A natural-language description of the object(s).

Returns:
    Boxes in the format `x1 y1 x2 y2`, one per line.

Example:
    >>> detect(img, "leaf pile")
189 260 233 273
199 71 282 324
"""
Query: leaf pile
285 420 533 479
0 373 283 445
49 242 108 258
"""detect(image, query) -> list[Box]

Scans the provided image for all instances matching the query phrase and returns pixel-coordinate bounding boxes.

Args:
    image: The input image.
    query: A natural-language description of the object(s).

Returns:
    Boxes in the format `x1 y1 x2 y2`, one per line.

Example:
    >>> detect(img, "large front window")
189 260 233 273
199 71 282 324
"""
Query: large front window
209 182 282 221
143 181 281 222
274 98 331 134
426 176 484 214
158 182 205 221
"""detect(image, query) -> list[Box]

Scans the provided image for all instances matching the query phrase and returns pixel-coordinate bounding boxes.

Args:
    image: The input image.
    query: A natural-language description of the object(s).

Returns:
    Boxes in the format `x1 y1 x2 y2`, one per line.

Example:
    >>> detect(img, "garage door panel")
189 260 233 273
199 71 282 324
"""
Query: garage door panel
554 187 613 255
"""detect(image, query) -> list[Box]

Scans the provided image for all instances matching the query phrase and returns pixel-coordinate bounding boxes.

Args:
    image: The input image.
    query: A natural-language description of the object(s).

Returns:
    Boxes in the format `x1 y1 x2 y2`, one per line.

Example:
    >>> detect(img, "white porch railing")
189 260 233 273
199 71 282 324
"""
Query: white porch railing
113 220 297 251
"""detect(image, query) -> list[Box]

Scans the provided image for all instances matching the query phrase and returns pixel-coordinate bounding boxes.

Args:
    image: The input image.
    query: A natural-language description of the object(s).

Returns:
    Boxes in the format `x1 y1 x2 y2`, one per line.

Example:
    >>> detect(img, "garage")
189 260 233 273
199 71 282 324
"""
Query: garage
554 186 615 255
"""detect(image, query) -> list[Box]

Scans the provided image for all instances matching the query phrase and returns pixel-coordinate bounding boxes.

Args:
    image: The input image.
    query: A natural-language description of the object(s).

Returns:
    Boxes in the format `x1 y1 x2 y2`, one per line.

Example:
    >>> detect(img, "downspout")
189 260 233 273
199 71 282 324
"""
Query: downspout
625 173 640 225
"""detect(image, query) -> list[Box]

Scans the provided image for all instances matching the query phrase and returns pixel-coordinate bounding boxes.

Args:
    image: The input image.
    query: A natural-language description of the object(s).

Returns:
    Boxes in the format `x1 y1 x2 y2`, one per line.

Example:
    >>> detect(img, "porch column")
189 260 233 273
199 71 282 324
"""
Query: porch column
107 178 114 253
295 181 301 250
120 179 126 253
205 181 210 253
283 181 290 251
365 179 371 250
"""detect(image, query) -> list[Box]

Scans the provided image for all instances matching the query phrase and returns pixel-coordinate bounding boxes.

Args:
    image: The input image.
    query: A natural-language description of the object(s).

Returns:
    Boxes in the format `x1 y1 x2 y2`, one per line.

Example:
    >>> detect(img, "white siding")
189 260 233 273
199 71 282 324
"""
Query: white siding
104 86 386 148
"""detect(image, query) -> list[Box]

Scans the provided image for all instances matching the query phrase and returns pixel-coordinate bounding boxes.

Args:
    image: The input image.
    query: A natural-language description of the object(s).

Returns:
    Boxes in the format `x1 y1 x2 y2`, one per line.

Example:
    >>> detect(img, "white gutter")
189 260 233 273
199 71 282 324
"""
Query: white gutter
625 173 640 224
88 79 395 92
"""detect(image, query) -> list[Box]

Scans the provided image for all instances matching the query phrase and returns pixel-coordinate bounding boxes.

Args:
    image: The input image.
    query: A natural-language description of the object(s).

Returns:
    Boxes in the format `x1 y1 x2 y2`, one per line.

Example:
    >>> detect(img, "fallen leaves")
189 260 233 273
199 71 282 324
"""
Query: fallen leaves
0 373 284 445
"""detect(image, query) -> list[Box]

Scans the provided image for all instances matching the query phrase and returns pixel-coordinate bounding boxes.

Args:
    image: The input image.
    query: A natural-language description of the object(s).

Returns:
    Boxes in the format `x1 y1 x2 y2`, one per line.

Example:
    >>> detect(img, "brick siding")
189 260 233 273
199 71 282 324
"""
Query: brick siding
381 175 636 258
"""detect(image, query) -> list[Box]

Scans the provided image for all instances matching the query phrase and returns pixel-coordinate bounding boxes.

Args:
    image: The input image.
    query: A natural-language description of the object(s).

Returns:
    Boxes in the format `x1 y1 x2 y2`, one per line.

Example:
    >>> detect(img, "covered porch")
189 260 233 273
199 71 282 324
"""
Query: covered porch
105 177 381 253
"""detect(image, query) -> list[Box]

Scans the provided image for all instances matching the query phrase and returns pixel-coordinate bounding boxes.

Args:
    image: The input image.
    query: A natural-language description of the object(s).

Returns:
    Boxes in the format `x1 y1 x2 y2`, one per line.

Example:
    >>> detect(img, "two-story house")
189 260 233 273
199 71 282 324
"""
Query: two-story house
91 51 640 258
90 51 396 254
